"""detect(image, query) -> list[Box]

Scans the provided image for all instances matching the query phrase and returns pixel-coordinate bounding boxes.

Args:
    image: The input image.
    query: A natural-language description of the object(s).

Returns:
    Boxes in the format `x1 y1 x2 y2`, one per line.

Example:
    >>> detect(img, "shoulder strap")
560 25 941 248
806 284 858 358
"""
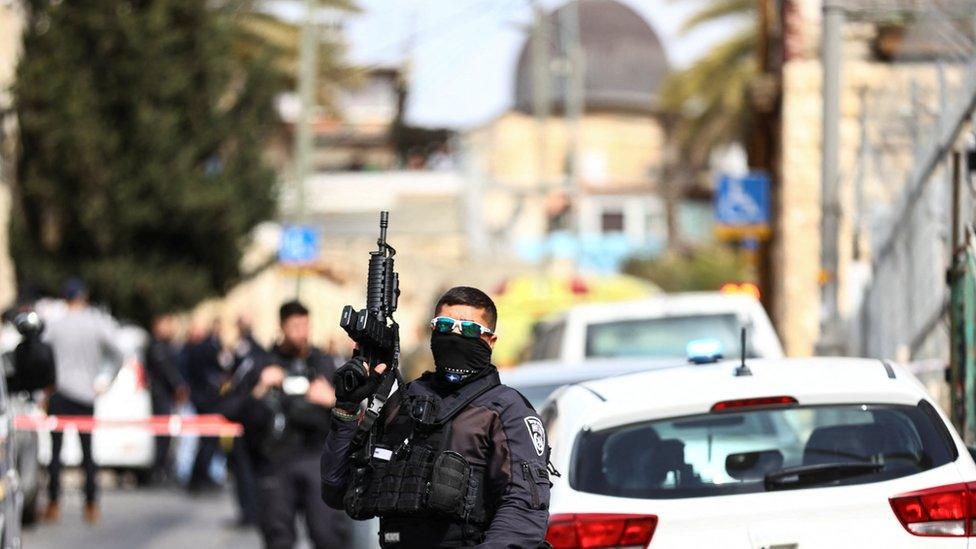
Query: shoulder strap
434 369 501 426
351 366 402 450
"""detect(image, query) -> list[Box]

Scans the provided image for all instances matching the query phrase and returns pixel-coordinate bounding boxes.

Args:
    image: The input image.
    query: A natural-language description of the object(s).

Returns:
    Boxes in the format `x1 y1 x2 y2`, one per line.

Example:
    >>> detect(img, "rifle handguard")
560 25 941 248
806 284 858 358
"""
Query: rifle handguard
338 211 402 449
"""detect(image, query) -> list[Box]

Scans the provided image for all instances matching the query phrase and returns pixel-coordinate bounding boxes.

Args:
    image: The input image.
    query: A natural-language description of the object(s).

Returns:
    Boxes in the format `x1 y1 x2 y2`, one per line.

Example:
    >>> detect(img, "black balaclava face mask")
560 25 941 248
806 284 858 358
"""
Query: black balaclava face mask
430 331 492 384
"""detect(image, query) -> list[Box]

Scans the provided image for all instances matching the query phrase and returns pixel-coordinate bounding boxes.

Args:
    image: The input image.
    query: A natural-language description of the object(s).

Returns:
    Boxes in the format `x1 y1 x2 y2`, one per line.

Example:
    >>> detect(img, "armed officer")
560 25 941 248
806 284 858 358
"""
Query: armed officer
321 286 552 548
225 300 350 548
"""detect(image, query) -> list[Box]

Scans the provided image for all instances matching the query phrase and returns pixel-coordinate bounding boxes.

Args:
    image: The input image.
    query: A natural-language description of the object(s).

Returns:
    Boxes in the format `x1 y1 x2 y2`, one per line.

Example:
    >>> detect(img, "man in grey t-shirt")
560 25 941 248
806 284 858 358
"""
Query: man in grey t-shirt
42 279 122 525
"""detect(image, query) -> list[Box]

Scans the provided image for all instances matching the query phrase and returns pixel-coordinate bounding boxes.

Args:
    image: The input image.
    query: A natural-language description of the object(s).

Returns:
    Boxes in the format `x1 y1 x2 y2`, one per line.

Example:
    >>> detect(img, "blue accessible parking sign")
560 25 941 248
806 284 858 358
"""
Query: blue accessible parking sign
714 172 772 240
279 225 320 264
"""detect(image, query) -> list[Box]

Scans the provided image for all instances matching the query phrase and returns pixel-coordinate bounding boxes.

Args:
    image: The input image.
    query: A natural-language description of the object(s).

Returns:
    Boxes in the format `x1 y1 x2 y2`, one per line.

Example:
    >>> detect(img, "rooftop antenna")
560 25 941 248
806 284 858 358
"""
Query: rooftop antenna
734 327 752 377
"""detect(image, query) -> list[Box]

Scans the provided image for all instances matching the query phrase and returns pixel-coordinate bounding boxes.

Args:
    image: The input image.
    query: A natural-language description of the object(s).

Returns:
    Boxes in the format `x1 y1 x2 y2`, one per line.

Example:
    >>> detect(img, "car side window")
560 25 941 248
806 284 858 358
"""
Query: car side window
529 322 564 361
540 401 559 450
541 323 565 360
540 401 558 430
527 323 548 361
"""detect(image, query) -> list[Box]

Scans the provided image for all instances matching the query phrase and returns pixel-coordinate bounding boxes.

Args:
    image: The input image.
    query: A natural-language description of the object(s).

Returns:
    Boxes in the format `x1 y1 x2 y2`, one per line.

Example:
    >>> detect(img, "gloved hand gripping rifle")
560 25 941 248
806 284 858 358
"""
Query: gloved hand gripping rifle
339 211 401 449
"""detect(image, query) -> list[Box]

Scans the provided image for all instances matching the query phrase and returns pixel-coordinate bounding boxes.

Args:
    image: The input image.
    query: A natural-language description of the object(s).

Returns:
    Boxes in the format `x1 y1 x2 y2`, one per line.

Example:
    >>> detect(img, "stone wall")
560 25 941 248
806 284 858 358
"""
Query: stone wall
775 0 953 356
0 3 24 309
776 59 824 356
464 110 667 260
466 111 665 189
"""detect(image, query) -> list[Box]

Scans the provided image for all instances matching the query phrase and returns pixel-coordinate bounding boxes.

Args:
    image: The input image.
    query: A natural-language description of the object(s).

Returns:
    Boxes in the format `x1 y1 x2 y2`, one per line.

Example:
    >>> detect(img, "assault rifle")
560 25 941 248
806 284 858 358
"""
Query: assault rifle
339 211 401 446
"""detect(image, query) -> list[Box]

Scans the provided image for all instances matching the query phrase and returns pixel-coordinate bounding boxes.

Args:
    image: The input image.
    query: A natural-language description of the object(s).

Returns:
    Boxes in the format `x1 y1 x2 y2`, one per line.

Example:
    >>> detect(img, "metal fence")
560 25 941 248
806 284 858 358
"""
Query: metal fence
833 0 976 366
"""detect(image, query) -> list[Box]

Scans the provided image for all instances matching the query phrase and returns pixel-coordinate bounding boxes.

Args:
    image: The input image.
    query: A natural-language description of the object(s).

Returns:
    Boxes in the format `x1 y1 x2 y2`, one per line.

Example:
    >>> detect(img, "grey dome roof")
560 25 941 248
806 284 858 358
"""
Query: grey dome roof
514 0 669 115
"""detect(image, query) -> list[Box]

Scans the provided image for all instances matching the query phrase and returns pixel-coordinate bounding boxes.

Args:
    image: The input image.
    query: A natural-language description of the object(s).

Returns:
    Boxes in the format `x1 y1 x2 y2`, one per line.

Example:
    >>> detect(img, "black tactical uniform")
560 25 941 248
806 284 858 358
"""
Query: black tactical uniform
10 312 56 393
222 332 265 526
144 335 185 480
225 344 350 549
321 365 552 548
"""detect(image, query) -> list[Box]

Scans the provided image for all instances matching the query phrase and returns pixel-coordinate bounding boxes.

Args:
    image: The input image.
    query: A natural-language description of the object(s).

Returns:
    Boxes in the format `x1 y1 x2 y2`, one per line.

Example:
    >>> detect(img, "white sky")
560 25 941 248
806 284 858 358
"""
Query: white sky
266 0 740 129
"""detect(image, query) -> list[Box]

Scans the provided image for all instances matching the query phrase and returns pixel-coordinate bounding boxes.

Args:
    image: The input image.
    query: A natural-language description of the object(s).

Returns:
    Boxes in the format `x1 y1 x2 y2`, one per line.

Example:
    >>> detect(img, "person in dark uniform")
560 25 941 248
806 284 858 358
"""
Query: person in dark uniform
10 310 56 394
185 320 226 492
221 314 264 527
321 286 552 548
225 300 350 549
145 314 188 484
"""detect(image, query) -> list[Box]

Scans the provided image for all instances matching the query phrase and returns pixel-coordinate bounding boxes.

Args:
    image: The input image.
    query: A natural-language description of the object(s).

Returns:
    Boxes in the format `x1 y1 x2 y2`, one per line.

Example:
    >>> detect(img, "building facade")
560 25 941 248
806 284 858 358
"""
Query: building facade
774 0 965 357
0 2 24 309
464 0 710 273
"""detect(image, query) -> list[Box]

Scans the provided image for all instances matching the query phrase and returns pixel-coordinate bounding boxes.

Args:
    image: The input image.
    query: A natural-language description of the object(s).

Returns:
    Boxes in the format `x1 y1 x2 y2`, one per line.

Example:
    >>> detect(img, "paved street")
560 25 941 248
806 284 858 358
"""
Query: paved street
24 486 264 549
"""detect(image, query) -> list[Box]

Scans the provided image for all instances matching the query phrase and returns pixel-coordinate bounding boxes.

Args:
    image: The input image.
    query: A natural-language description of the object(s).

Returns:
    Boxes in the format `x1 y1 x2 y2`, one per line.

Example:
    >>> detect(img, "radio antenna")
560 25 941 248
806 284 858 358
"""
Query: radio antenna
734 327 752 377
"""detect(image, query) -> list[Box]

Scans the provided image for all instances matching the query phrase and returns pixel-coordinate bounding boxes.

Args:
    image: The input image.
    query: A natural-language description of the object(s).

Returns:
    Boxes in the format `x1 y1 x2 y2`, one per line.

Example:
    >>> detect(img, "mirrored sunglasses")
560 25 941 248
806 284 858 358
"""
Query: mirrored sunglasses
430 316 494 338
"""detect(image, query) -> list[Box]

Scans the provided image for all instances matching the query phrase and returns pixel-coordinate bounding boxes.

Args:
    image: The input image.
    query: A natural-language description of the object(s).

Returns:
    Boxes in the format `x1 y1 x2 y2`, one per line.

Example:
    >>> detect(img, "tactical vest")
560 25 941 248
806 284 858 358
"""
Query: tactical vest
344 370 501 534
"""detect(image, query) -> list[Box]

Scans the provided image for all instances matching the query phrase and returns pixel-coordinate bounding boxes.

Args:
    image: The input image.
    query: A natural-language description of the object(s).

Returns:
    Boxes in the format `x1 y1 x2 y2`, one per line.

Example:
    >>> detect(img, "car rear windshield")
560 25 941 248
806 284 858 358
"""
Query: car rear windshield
572 403 956 499
585 314 747 359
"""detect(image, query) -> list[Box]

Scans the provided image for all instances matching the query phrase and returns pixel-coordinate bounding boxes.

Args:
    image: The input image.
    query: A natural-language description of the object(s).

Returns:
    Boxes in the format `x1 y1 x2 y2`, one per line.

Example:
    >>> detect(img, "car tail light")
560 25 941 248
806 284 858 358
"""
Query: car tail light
711 396 797 412
546 513 657 549
890 482 976 536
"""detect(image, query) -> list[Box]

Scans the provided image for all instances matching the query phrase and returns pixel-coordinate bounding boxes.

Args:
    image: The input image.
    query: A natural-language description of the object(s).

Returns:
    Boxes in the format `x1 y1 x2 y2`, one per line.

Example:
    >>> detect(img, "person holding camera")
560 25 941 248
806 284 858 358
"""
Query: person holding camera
224 300 350 549
321 286 552 548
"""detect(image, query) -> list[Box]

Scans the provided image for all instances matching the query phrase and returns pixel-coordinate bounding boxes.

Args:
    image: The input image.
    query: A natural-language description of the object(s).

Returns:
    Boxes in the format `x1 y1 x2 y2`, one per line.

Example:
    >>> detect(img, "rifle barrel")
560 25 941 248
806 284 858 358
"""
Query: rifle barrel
378 211 389 248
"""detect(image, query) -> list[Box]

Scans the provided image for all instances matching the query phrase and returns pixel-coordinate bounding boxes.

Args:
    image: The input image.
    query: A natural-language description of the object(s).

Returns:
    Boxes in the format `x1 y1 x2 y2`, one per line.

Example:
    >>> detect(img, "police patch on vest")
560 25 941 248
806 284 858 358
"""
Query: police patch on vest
524 417 546 456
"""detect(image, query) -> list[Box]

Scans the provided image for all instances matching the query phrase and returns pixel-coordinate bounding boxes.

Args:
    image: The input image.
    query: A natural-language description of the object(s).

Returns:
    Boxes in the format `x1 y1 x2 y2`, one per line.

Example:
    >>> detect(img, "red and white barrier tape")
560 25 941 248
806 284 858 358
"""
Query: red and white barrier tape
14 414 243 437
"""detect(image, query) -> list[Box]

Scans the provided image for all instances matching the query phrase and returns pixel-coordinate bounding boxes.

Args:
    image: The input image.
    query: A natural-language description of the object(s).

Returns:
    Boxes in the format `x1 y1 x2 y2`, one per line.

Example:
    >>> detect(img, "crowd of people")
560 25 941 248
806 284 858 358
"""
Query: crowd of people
3 278 354 548
2 278 555 548
144 300 354 547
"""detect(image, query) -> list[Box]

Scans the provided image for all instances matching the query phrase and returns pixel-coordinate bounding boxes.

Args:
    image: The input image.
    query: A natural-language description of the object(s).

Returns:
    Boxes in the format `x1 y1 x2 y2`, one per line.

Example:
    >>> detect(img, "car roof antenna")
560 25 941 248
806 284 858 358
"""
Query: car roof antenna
734 327 752 377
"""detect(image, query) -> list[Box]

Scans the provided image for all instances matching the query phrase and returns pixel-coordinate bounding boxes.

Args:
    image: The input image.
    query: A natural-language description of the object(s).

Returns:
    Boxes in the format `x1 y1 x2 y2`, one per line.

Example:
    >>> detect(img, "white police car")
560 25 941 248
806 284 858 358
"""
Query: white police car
540 357 976 548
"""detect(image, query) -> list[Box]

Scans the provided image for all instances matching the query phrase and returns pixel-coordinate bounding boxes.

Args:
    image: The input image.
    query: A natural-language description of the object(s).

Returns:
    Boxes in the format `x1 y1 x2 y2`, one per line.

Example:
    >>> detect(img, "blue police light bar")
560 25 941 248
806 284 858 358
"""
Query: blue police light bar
687 339 724 365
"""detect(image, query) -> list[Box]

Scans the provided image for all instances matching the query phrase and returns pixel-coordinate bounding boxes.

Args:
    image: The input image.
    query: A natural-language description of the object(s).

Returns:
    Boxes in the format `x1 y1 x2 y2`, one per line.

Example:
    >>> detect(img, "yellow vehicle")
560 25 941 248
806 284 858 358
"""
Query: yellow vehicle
490 273 656 367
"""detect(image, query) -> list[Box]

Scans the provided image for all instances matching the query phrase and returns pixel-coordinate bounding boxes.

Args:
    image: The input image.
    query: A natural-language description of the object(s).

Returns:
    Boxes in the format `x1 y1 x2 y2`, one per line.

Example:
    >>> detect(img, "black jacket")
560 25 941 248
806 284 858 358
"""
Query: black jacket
225 344 337 471
10 335 56 393
144 338 185 403
321 368 551 548
185 337 225 412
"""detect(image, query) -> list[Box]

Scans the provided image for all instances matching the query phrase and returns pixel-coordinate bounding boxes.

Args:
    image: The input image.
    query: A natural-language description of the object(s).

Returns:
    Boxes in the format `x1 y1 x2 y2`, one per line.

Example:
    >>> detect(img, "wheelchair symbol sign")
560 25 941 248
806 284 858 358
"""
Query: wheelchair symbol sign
279 225 320 264
714 173 771 239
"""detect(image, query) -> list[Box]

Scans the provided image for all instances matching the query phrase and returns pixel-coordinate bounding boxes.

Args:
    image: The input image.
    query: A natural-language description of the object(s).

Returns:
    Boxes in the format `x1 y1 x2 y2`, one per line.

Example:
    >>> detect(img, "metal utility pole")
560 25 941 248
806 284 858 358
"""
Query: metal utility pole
819 0 844 350
853 87 868 261
293 0 319 296
559 0 584 239
460 135 489 258
530 1 550 190
751 0 782 324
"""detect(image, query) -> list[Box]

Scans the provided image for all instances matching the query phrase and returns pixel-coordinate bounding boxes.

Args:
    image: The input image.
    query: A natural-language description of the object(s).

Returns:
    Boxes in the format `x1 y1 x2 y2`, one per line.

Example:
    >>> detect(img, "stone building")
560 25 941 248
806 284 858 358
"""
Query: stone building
464 0 711 272
305 66 403 172
0 2 24 309
774 0 963 356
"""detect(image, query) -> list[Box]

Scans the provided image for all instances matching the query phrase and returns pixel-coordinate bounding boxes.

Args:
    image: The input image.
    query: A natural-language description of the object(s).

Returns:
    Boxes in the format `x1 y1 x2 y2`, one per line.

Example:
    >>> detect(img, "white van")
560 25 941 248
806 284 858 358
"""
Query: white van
524 292 784 363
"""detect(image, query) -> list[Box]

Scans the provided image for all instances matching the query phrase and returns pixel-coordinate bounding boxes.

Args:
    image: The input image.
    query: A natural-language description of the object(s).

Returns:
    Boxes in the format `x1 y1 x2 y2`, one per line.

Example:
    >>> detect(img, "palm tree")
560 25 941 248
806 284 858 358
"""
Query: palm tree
232 0 359 105
660 0 757 166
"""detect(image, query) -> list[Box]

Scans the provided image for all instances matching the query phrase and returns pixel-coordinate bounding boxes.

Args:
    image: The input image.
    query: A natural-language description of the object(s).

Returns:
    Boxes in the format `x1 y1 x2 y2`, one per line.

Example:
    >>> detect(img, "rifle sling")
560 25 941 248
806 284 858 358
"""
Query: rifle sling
351 366 399 450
